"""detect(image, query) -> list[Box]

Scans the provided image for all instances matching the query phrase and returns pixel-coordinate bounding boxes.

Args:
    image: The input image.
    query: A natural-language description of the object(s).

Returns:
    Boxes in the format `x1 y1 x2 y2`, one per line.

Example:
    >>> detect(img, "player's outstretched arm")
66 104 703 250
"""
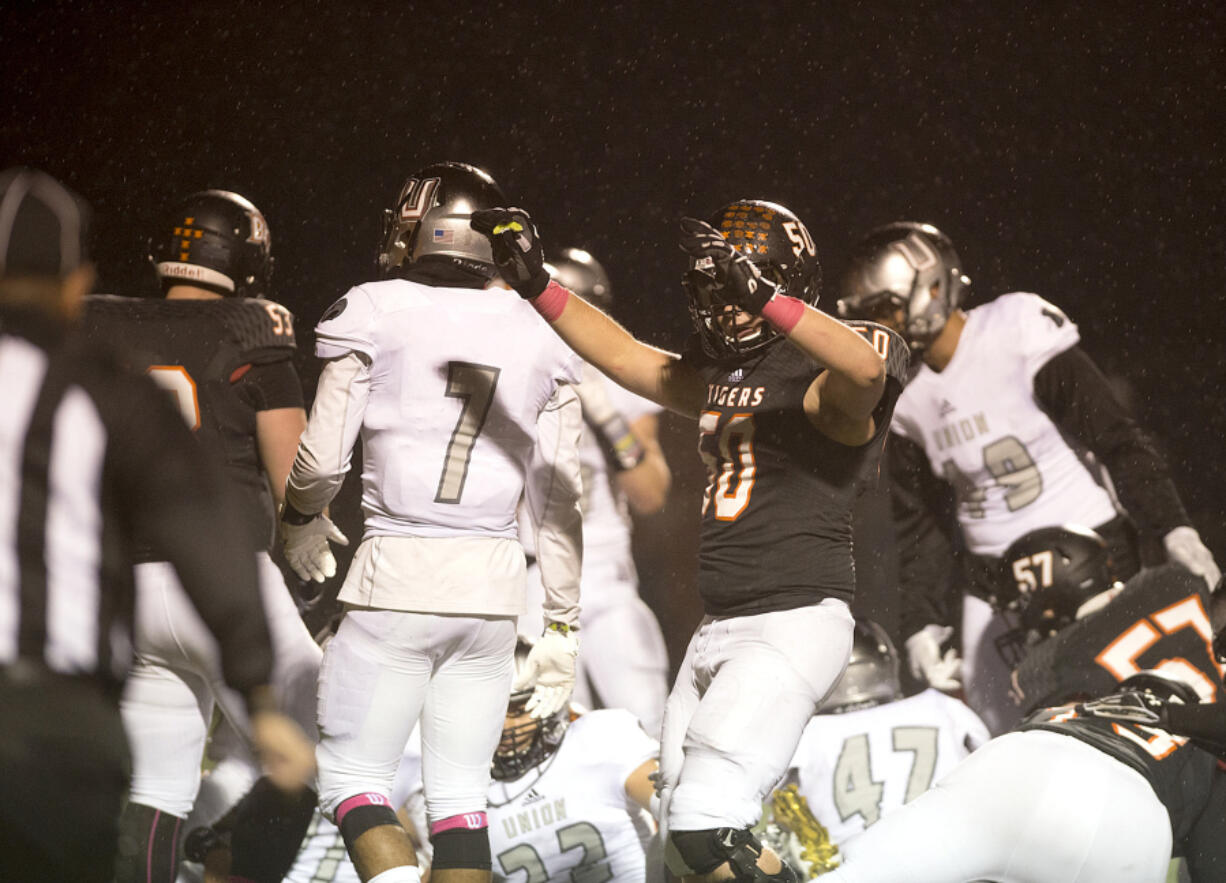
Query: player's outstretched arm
257 406 308 508
471 207 706 418
678 217 885 424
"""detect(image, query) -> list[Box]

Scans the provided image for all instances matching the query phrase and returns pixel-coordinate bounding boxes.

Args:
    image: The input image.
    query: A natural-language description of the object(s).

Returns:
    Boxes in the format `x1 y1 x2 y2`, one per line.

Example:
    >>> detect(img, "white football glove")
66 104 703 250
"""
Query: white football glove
513 626 579 719
905 624 963 693
280 514 348 583
1163 526 1221 591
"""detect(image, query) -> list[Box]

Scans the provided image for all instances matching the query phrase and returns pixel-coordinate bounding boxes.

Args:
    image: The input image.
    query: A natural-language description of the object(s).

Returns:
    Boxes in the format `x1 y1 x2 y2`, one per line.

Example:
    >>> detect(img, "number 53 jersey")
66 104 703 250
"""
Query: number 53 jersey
890 292 1119 556
788 689 990 847
312 280 582 538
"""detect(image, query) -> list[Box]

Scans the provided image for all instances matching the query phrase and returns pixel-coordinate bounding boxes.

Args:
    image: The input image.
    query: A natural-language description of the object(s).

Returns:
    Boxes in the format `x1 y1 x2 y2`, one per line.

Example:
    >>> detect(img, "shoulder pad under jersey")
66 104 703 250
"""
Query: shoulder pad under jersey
221 297 297 358
843 319 911 385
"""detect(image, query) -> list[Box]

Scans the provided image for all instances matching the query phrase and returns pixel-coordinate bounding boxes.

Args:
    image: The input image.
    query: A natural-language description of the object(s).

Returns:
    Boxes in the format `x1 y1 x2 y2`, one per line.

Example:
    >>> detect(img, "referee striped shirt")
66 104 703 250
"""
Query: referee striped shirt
0 306 273 694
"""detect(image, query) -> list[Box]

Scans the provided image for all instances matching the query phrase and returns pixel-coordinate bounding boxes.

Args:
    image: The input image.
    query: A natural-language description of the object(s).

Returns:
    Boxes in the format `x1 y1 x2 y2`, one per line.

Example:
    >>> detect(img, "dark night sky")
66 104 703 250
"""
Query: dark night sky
4 2 1223 646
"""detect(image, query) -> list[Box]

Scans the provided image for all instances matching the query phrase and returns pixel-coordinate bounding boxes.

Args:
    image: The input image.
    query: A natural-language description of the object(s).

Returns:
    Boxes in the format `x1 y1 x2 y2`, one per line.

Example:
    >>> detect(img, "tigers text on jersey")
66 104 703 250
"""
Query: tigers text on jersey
891 293 1119 556
681 322 907 616
81 295 299 550
311 280 582 539
789 689 990 846
1019 698 1221 843
486 709 657 883
1014 563 1226 712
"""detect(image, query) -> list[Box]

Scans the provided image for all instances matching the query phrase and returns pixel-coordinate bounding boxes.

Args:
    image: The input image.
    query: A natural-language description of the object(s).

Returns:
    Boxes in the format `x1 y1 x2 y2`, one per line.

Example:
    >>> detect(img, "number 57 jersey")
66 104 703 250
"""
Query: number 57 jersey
313 279 582 538
788 689 990 847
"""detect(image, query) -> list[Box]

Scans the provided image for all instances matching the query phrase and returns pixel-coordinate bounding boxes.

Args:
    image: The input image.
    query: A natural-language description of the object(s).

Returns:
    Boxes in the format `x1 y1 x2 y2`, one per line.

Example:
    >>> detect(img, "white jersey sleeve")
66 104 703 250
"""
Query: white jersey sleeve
998 292 1081 380
315 285 381 361
523 383 584 629
931 688 992 752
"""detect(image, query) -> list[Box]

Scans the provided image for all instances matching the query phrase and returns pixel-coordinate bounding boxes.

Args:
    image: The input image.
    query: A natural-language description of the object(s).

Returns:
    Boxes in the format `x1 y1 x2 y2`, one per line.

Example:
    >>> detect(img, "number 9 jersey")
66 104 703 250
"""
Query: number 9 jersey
889 292 1118 557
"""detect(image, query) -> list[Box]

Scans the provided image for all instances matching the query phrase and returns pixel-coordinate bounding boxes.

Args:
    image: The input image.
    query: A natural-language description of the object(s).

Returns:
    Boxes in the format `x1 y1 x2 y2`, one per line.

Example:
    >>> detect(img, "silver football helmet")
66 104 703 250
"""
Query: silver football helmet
491 636 570 781
546 247 612 310
836 222 970 351
378 161 507 280
820 619 902 714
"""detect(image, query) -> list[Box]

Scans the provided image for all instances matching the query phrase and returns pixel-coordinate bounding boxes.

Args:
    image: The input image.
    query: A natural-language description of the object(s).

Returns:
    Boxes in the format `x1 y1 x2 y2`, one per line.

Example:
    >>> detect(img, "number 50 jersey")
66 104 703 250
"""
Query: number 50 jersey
312 280 582 539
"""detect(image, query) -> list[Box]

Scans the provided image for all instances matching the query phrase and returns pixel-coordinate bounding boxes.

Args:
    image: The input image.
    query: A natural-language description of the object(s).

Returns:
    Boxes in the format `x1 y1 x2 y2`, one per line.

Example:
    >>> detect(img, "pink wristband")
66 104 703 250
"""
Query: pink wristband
531 280 571 322
759 294 805 334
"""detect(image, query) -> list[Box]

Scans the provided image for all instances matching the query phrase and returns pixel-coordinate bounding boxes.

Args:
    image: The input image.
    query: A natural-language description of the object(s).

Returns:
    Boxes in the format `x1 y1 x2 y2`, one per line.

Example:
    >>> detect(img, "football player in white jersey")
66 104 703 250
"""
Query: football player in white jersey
279 163 585 883
518 248 673 736
398 637 660 883
836 222 1220 733
785 619 988 849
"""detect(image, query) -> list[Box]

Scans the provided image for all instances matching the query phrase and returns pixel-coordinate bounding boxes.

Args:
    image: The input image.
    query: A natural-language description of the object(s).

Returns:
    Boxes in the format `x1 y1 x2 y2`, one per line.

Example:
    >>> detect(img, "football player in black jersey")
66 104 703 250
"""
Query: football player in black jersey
991 524 1226 714
826 671 1225 882
473 200 908 883
82 191 322 883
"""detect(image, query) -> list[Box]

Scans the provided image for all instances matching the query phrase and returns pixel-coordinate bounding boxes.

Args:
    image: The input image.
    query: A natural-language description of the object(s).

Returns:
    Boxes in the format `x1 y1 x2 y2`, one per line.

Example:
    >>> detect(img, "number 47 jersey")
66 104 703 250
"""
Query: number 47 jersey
788 689 990 847
312 279 582 538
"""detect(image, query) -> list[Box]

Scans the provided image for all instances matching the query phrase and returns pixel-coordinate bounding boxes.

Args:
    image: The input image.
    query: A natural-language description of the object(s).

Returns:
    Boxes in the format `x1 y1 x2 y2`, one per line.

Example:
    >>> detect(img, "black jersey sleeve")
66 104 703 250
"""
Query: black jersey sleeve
104 367 274 695
1033 345 1190 539
890 432 962 638
225 298 297 365
233 358 305 412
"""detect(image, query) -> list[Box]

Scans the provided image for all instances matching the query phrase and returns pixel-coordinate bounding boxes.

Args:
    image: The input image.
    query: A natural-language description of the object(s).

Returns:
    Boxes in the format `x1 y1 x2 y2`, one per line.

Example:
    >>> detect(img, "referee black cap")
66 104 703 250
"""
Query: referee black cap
0 167 90 279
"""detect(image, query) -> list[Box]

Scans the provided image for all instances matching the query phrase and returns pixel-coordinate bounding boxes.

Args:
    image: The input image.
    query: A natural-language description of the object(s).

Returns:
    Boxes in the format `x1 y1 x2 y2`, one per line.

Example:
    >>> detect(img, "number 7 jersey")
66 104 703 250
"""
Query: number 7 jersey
312 279 582 538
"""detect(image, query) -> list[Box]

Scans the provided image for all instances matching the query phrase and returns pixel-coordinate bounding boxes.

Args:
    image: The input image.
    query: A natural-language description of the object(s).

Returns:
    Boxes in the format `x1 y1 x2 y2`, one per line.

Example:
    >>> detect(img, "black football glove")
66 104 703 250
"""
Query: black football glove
678 217 778 314
1082 689 1171 728
470 207 550 299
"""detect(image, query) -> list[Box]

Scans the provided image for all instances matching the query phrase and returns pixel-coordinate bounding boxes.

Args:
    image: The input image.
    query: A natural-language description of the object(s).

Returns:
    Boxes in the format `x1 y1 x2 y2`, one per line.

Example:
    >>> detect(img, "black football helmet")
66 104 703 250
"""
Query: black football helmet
683 199 821 360
994 524 1116 665
547 247 612 310
378 161 507 280
820 619 902 714
490 636 570 781
836 222 970 351
149 190 272 297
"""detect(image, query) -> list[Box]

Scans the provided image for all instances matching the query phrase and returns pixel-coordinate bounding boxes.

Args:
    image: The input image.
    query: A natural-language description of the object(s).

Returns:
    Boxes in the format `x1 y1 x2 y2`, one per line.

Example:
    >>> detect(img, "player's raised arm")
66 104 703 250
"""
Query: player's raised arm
677 216 886 426
470 207 706 418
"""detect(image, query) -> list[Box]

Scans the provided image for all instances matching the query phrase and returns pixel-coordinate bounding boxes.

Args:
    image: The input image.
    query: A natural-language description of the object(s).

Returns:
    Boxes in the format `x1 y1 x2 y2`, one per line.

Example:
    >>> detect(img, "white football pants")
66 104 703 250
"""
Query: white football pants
315 609 515 824
829 730 1172 883
121 553 321 817
659 599 854 837
962 593 1025 735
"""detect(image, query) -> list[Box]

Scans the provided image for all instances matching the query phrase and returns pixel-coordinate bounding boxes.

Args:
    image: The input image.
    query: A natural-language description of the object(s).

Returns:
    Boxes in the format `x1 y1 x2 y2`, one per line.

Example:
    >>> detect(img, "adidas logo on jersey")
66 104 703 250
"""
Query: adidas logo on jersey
939 399 956 418
523 787 545 805
728 368 744 382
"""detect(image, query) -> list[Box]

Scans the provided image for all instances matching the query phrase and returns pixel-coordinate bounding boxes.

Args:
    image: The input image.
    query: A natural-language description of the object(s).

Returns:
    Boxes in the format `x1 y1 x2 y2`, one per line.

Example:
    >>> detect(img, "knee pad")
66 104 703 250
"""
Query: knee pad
114 802 183 883
336 792 403 852
669 827 798 882
430 814 491 871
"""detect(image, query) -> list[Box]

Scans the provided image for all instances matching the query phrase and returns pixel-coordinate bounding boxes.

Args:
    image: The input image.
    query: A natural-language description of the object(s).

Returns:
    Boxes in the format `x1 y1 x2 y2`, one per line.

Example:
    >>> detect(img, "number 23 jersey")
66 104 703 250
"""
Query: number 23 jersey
313 280 582 538
891 292 1119 556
